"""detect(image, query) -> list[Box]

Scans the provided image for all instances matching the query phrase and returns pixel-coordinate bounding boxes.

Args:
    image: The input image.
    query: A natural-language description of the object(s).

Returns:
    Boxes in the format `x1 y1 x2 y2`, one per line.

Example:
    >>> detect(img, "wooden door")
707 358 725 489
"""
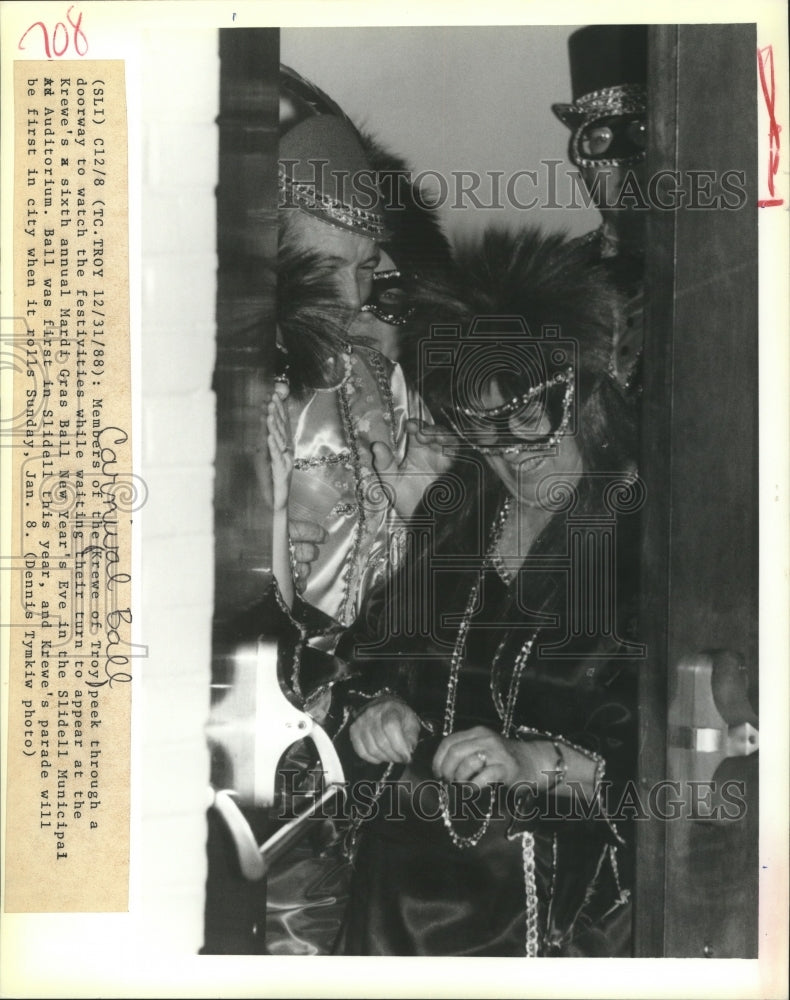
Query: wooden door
204 27 279 954
635 24 759 958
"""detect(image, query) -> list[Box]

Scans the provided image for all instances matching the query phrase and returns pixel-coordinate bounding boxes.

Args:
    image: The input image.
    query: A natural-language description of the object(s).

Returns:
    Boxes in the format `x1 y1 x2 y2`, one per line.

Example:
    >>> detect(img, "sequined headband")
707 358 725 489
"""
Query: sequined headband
278 166 390 239
574 83 647 120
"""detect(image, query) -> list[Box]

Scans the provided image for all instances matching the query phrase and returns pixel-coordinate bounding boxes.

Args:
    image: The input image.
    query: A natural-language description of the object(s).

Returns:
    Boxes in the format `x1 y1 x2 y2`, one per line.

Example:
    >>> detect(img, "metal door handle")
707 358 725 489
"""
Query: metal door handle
667 649 758 818
206 637 346 879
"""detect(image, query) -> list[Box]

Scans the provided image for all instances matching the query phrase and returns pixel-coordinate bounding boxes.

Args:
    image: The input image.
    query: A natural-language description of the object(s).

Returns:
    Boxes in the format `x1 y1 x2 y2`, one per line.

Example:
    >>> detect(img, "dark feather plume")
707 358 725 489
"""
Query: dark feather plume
358 130 454 280
275 244 353 397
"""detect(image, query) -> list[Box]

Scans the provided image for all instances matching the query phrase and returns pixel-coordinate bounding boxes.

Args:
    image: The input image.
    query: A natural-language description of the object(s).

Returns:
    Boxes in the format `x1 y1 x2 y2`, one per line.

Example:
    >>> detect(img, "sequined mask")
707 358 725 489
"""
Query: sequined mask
444 368 575 456
563 84 648 168
360 269 417 326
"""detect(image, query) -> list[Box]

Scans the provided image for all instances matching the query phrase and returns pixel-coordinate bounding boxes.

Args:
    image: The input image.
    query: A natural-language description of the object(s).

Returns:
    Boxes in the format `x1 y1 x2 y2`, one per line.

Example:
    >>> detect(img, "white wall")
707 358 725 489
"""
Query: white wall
138 29 218 954
281 25 600 242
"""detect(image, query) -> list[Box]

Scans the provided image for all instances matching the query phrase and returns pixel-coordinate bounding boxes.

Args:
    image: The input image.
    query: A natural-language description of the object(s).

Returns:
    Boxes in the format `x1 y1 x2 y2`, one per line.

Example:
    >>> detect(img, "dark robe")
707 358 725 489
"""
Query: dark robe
330 466 640 957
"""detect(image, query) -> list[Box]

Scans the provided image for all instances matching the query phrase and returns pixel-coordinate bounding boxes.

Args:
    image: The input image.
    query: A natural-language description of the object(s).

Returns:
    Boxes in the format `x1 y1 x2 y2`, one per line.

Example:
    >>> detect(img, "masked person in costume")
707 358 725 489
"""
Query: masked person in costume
274 66 452 644
256 67 456 956
323 228 641 957
552 24 648 392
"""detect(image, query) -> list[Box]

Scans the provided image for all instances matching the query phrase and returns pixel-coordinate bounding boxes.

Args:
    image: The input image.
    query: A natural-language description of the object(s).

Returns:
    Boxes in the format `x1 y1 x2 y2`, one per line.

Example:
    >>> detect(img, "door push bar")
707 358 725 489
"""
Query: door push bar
206 637 345 880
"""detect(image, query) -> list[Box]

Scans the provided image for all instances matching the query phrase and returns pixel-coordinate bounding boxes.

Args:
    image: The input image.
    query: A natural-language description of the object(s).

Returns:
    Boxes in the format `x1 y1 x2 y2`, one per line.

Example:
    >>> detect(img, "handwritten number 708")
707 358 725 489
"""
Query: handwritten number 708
18 5 88 58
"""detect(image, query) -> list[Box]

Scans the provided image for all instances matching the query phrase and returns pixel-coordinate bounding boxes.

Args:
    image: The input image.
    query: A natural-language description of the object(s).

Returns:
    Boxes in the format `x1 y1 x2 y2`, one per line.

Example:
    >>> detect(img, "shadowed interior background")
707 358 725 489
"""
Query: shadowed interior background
281 26 599 241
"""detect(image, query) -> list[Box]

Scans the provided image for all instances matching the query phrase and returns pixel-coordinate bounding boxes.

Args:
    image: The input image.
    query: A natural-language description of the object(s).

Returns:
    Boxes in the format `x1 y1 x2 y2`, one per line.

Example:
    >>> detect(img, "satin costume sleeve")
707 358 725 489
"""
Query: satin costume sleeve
286 345 415 635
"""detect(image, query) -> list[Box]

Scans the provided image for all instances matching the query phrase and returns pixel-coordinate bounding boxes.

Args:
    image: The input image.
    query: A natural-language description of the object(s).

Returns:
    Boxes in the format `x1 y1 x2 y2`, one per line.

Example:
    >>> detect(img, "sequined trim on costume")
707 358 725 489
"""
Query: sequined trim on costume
336 372 367 626
501 632 538 736
364 347 398 451
439 496 539 849
488 548 516 585
272 578 308 701
343 761 395 862
293 450 352 471
513 723 627 865
575 83 647 119
514 725 607 799
344 686 398 705
331 501 359 516
521 832 540 957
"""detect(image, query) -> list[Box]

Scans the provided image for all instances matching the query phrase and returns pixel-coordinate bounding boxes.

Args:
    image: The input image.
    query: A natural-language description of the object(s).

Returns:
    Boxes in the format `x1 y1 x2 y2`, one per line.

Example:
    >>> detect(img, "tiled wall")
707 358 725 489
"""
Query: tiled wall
138 30 218 953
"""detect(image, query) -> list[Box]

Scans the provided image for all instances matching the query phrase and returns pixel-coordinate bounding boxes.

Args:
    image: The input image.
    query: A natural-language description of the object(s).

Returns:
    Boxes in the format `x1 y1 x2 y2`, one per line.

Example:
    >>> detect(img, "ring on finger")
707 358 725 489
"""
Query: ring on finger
475 750 487 768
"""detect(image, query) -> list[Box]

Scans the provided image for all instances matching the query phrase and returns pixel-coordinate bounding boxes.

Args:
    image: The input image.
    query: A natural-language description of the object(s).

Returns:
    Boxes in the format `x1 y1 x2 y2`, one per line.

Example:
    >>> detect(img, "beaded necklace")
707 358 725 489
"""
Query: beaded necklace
437 493 543 954
439 494 539 849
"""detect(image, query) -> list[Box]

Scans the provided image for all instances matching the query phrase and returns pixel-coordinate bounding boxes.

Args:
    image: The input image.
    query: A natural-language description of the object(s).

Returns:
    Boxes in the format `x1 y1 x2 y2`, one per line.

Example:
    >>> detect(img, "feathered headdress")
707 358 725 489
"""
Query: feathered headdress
279 66 390 239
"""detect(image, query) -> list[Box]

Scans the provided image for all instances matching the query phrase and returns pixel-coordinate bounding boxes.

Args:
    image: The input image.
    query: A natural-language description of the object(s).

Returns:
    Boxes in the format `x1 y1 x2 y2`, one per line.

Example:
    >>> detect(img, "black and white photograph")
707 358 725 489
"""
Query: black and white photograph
0 2 787 997
206 19 766 962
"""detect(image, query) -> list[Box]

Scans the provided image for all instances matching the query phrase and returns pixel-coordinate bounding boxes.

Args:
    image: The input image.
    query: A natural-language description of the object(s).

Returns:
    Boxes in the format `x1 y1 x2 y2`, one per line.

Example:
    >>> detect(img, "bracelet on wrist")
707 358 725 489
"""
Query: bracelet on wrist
546 741 568 791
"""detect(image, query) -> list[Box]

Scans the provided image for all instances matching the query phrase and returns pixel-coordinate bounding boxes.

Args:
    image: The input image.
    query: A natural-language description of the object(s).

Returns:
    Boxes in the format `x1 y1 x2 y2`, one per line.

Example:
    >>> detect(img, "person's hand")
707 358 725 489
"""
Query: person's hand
288 519 326 593
432 726 538 789
366 419 459 520
349 696 422 765
267 388 293 511
255 380 292 507
405 418 462 459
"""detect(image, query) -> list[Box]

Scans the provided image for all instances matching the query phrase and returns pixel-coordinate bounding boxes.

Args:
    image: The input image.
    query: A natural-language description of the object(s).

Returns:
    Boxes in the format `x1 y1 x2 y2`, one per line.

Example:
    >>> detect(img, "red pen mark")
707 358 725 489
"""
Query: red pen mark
18 5 88 59
757 45 783 207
